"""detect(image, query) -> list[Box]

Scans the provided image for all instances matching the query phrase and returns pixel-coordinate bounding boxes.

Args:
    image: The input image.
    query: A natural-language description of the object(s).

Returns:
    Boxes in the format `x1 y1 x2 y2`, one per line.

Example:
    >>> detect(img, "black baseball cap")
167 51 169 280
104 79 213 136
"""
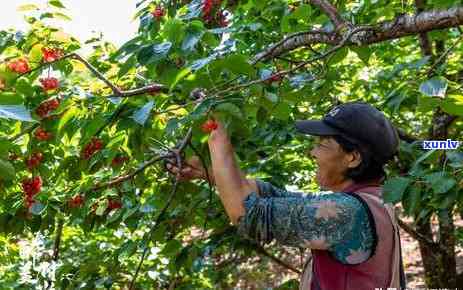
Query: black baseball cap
295 101 399 162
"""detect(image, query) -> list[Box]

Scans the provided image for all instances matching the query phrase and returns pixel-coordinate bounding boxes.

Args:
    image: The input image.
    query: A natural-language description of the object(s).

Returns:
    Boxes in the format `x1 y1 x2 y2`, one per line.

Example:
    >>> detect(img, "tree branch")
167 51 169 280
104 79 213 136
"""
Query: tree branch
234 26 368 94
415 0 433 57
45 218 64 290
309 0 348 30
17 53 167 98
253 6 463 63
397 218 445 252
128 129 192 290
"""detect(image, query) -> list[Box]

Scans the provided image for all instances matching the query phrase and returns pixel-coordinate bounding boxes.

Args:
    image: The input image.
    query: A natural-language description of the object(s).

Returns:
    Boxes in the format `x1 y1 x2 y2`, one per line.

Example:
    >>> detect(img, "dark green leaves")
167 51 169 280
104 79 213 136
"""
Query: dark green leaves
424 172 456 194
0 105 34 122
383 177 412 203
137 42 172 65
132 101 154 125
0 159 15 181
0 92 24 105
419 77 448 97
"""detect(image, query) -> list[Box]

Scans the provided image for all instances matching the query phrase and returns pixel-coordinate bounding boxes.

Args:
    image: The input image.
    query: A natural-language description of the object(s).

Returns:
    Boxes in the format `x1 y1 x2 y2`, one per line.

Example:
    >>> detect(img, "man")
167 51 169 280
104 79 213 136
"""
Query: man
166 101 406 290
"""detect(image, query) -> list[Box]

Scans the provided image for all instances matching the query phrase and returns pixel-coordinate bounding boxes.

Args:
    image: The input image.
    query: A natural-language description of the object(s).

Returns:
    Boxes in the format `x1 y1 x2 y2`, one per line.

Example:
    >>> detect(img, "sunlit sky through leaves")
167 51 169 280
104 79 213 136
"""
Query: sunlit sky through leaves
0 0 139 54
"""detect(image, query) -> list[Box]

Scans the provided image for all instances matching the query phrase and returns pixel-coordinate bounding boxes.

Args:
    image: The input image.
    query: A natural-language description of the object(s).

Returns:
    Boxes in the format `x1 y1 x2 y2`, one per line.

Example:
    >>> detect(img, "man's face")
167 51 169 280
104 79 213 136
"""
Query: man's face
309 136 351 190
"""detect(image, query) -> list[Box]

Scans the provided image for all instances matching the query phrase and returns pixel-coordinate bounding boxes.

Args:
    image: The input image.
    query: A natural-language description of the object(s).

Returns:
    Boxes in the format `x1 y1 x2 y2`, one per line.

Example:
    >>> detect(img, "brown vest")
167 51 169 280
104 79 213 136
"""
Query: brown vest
300 185 403 290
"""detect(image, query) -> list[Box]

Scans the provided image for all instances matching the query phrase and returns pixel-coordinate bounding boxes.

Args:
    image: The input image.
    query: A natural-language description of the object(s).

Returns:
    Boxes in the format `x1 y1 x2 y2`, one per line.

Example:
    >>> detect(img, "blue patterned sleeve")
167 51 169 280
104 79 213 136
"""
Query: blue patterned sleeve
255 179 308 198
236 191 375 264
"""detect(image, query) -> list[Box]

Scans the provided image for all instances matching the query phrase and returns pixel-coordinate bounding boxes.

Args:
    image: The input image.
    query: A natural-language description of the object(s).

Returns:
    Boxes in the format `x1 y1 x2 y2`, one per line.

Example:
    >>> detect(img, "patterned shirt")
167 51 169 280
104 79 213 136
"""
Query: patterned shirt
236 179 375 264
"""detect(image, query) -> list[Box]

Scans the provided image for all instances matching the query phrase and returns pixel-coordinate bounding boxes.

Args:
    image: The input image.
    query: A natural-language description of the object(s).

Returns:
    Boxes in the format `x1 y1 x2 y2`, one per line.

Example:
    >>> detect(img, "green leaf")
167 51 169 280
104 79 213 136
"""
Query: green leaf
132 101 154 125
170 67 191 91
53 12 72 21
189 55 215 71
328 47 348 65
0 105 35 122
81 115 106 144
0 92 24 105
441 96 463 116
383 177 412 203
15 77 34 96
57 106 77 134
273 101 291 120
350 46 371 64
424 172 456 194
48 0 66 8
163 19 185 45
17 4 40 11
30 203 46 215
0 159 15 181
405 186 421 216
118 241 137 263
216 54 254 75
182 30 203 52
419 77 448 97
137 42 172 65
215 103 243 119
96 200 108 216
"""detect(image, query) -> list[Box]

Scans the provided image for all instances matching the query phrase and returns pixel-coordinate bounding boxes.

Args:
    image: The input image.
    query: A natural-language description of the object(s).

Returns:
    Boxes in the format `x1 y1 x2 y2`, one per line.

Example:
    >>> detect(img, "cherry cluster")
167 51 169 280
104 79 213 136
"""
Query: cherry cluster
7 58 30 74
108 198 122 210
34 127 52 141
41 47 64 63
22 176 42 209
25 152 43 170
201 119 218 133
36 98 60 118
82 137 104 160
151 5 165 21
111 155 129 166
202 0 227 27
40 77 60 92
69 194 84 208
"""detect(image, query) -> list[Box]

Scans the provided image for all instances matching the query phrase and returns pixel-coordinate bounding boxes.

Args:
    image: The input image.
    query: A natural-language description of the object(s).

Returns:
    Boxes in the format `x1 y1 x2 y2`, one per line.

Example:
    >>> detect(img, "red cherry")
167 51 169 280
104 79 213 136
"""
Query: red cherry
41 47 63 63
81 137 104 159
34 127 52 141
111 155 129 166
265 74 283 84
69 194 84 208
25 152 43 170
151 6 165 20
36 98 60 118
40 77 59 91
7 58 30 74
201 120 218 133
21 176 42 197
108 199 122 210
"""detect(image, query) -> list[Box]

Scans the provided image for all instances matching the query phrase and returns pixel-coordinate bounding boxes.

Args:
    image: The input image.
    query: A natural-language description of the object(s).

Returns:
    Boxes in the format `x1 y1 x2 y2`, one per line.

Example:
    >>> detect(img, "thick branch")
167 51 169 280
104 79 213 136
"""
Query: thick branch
397 218 445 252
18 53 167 97
254 6 463 63
310 0 348 30
415 0 433 56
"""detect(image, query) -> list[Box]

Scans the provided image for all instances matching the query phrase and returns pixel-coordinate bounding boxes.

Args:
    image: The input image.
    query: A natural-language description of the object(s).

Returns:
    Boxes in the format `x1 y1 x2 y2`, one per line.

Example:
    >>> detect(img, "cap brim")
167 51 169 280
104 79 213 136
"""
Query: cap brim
295 120 341 136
